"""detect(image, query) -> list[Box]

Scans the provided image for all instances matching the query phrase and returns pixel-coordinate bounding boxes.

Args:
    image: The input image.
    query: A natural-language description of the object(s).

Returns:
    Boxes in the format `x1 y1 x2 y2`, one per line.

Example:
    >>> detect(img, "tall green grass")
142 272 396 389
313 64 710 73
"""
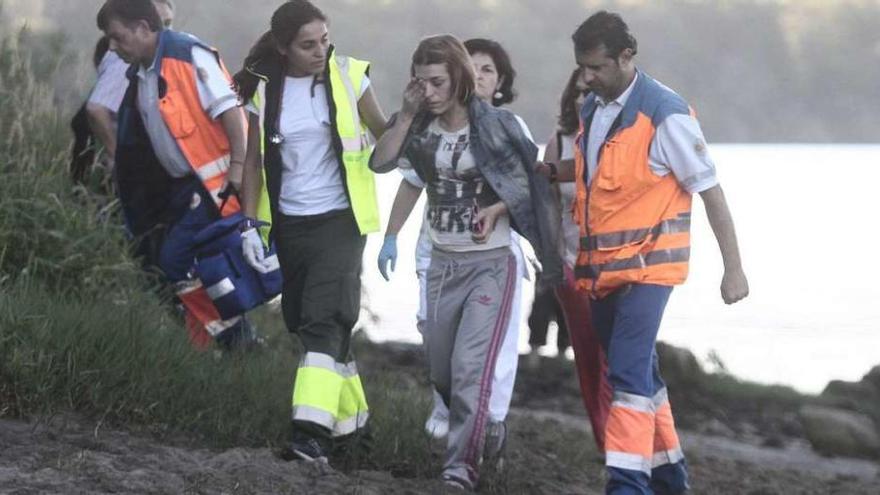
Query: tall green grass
0 28 439 479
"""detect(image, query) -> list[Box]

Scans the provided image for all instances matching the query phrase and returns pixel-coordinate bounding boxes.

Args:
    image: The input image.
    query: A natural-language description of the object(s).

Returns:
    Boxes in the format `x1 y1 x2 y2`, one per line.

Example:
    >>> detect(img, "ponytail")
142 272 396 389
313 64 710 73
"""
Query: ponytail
234 1 328 104
233 30 279 103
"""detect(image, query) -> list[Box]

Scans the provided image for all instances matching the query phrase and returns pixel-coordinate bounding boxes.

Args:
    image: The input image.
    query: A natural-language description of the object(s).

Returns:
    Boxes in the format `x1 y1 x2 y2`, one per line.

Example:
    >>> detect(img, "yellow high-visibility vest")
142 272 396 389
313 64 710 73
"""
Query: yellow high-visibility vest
249 51 380 240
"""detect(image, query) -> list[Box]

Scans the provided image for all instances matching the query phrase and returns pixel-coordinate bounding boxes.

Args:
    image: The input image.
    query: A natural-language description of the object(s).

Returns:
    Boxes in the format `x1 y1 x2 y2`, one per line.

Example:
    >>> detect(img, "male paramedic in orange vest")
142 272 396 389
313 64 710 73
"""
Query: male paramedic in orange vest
85 0 174 176
545 11 750 494
98 0 256 349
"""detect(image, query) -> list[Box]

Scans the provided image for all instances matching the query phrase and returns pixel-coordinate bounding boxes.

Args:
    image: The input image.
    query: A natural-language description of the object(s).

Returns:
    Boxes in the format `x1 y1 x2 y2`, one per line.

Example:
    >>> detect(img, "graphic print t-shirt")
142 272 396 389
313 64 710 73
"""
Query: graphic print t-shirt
399 120 510 252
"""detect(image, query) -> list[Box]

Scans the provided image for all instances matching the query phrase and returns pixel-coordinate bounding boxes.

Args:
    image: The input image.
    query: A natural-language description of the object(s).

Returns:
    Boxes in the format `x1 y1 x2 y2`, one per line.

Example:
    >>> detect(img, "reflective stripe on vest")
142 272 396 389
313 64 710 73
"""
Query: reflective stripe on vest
581 212 691 251
328 54 380 234
157 52 241 217
246 85 274 245
573 108 692 297
251 54 379 236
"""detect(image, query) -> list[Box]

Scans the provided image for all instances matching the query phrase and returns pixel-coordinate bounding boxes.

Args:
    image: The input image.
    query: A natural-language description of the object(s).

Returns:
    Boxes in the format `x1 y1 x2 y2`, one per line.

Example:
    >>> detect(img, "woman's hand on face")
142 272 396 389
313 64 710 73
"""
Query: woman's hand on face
401 78 426 118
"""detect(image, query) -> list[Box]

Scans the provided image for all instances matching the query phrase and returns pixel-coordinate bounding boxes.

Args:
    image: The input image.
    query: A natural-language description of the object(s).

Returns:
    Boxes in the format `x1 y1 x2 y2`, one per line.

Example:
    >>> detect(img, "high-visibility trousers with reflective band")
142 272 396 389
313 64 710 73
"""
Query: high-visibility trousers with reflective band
591 283 688 494
605 389 685 472
291 352 369 437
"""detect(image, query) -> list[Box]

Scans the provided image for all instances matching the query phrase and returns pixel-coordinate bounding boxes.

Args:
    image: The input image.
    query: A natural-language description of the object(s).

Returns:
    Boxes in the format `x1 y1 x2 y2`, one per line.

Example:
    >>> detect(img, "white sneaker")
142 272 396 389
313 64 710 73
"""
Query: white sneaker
424 406 449 439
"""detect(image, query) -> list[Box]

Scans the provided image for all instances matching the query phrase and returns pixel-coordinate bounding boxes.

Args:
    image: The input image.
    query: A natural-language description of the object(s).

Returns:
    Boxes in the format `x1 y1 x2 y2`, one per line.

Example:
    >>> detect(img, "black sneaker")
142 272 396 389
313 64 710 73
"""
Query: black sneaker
280 433 328 463
215 317 265 352
483 420 507 469
331 423 373 460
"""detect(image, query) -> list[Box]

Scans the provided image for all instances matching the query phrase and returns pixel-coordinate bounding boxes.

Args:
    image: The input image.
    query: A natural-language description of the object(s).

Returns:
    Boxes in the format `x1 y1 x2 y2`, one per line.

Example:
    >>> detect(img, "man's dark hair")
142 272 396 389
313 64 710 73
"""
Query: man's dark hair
152 0 175 10
97 0 164 32
571 11 638 59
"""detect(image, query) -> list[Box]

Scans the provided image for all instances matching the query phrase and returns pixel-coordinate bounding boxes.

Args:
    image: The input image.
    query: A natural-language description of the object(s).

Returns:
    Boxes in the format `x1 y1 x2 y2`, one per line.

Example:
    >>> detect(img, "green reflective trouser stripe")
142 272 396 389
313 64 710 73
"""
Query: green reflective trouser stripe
292 367 343 421
337 372 369 420
334 373 369 436
291 352 369 435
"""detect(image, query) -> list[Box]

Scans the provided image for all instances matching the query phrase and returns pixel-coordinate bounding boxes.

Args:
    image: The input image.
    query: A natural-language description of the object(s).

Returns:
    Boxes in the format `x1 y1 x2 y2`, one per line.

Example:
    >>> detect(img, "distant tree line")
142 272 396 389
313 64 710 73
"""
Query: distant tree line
4 0 878 143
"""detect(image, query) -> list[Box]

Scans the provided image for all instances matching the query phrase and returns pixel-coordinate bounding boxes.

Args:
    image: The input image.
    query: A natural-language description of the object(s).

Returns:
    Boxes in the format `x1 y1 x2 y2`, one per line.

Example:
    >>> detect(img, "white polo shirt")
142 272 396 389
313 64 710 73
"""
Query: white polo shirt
136 43 238 178
586 73 718 194
88 50 129 116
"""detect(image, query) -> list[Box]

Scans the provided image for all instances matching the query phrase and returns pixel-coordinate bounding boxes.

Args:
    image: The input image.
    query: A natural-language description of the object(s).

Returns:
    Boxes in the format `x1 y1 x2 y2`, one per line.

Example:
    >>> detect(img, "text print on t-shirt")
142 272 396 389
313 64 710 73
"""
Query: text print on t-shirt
424 124 503 245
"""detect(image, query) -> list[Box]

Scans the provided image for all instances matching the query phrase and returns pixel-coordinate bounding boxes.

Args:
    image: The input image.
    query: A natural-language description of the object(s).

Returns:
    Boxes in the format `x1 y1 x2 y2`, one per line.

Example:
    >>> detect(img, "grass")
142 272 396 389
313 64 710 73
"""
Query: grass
0 27 448 484
3 24 825 492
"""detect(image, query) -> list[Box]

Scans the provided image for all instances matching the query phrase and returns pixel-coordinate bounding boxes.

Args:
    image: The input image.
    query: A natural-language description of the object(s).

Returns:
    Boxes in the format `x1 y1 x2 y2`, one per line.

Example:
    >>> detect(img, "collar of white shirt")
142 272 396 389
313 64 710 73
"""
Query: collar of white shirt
595 72 639 108
137 46 163 80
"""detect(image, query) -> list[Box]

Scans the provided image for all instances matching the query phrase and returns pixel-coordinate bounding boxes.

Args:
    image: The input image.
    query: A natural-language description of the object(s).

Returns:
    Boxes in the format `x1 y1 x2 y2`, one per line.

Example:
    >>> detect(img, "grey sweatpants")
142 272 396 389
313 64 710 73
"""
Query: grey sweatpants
424 247 516 487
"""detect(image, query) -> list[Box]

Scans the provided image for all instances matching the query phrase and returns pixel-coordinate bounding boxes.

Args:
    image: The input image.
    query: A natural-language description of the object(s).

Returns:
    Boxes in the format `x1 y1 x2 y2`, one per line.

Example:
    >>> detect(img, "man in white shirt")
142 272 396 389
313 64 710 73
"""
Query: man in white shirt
85 0 174 171
98 0 254 349
546 11 749 495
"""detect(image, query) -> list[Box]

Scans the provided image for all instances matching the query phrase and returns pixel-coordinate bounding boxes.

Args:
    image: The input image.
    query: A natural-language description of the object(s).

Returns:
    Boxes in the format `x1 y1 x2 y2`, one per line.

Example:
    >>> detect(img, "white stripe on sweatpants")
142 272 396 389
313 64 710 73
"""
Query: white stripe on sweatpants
463 253 517 474
417 226 525 423
424 248 516 487
488 233 525 422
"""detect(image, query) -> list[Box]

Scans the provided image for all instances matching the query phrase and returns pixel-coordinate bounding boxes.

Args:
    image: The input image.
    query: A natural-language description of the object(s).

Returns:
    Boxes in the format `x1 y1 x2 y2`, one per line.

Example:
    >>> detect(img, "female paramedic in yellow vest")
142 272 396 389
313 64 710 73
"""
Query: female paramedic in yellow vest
233 0 387 462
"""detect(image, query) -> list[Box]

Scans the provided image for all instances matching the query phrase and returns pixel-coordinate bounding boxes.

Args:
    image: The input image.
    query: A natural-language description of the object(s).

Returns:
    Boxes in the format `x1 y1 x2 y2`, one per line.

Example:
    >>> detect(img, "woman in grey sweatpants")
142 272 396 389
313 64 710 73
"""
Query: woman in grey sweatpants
369 35 562 490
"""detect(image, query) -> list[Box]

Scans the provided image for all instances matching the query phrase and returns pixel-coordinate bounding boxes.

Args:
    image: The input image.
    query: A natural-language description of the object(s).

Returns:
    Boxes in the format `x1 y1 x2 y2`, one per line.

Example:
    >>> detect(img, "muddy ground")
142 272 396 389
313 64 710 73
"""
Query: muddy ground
1 341 878 494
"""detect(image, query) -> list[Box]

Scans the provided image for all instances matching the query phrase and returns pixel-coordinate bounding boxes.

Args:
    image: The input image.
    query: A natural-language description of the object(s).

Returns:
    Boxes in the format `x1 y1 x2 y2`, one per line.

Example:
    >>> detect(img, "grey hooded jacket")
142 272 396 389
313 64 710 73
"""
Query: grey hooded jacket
370 97 562 286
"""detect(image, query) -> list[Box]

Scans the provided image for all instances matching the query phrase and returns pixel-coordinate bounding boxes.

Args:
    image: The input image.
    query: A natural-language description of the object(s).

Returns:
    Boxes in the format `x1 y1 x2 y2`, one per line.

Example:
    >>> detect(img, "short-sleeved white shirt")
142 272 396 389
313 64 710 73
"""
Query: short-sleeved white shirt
247 75 370 216
586 73 718 194
556 133 579 267
136 44 238 178
88 50 129 116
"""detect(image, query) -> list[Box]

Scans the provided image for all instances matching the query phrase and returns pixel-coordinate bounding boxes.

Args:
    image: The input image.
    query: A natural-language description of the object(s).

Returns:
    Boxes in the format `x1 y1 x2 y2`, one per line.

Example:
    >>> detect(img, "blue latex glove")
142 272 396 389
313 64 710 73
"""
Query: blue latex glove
377 234 398 281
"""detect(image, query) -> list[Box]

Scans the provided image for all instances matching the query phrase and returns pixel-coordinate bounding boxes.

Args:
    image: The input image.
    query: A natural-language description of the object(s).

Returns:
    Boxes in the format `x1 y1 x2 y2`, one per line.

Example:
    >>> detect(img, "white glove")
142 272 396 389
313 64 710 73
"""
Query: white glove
241 228 271 274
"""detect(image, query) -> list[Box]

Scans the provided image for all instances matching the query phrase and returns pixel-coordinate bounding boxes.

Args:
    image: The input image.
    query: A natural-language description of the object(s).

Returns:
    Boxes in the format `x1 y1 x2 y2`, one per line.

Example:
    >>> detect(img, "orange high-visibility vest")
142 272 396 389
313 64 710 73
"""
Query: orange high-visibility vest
573 72 693 297
116 30 241 235
154 32 241 216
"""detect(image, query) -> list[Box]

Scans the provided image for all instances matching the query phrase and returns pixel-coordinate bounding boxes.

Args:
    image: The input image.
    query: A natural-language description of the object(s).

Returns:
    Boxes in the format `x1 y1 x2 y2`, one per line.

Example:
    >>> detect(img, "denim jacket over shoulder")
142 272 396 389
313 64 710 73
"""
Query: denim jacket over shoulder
370 97 562 285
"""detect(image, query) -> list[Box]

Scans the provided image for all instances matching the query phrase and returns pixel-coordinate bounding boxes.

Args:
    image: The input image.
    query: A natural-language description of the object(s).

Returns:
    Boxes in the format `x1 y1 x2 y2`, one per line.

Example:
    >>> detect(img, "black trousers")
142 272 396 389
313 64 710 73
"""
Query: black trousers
275 209 366 362
527 286 570 352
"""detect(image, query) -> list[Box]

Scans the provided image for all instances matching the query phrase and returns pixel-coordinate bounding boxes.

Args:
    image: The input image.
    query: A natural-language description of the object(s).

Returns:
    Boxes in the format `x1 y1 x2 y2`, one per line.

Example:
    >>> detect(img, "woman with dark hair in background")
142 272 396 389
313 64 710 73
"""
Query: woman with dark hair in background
234 0 387 463
538 67 613 452
376 36 533 468
371 34 560 490
70 37 112 184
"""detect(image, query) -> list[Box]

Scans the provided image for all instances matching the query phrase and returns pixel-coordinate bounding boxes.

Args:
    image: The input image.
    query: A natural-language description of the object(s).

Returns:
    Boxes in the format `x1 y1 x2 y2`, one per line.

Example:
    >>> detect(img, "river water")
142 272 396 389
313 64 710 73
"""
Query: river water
357 144 880 394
